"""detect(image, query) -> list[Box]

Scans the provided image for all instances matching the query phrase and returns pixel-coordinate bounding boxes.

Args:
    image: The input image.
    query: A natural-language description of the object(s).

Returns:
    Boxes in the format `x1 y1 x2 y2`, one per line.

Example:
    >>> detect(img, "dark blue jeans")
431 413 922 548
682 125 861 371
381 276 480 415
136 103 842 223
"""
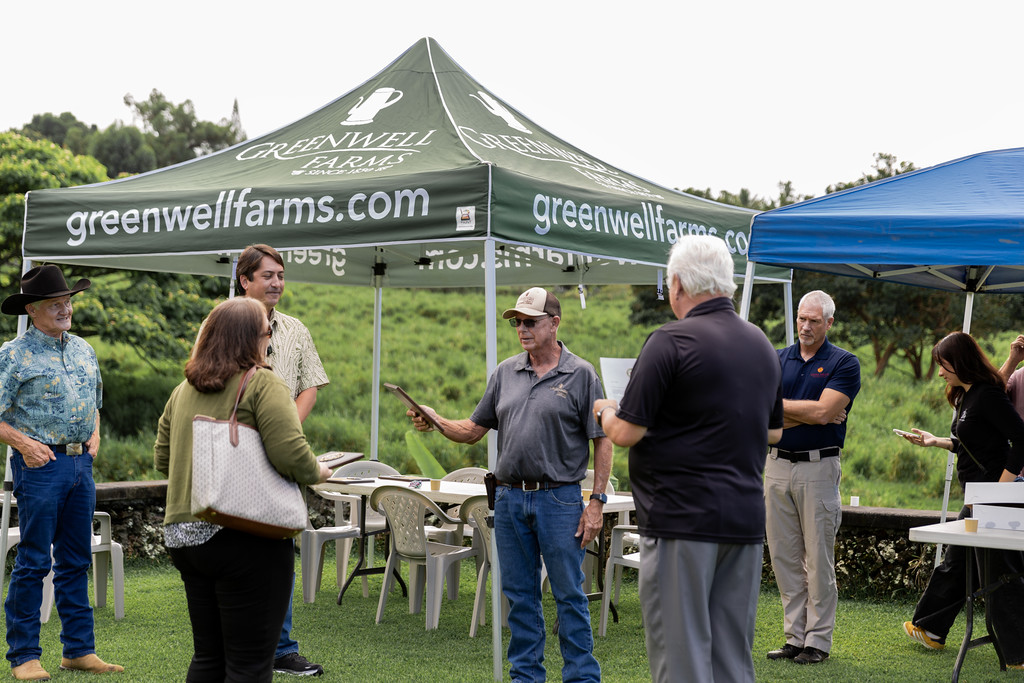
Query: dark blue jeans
494 484 600 683
5 449 96 667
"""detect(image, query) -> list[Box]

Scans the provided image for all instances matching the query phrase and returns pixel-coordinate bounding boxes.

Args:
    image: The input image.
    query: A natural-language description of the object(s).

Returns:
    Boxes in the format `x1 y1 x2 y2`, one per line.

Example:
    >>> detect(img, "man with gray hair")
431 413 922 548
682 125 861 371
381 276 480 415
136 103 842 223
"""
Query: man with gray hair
594 235 784 683
765 290 860 665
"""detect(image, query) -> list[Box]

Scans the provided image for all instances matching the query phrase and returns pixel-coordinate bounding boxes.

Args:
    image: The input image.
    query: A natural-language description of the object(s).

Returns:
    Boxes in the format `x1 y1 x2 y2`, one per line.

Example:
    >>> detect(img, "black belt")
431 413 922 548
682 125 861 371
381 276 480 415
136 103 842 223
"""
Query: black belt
769 446 840 462
48 443 84 456
494 479 575 491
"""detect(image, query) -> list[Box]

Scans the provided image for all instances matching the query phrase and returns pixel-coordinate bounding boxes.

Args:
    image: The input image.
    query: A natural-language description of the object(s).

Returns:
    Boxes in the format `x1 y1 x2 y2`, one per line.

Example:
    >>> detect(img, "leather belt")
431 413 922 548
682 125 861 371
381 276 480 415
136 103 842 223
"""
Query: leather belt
49 443 84 456
494 479 574 491
769 446 840 462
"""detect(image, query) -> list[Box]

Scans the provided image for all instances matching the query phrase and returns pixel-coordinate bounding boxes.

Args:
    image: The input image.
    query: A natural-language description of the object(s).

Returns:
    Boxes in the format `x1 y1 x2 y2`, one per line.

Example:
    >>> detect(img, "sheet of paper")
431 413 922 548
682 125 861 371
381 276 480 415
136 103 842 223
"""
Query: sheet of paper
599 357 636 404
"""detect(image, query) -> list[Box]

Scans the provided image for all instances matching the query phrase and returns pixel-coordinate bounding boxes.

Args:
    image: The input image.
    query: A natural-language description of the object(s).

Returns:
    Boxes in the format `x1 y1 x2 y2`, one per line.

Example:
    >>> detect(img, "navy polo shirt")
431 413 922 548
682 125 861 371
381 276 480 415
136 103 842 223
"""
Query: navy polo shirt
776 338 861 452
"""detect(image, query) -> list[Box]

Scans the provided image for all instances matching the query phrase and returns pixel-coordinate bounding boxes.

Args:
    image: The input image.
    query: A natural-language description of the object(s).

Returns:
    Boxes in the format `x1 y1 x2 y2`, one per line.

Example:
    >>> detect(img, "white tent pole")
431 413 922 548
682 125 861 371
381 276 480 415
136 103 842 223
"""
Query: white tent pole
935 291 977 566
2 259 33 591
370 257 384 461
484 239 501 681
739 260 756 321
962 292 975 334
784 280 795 347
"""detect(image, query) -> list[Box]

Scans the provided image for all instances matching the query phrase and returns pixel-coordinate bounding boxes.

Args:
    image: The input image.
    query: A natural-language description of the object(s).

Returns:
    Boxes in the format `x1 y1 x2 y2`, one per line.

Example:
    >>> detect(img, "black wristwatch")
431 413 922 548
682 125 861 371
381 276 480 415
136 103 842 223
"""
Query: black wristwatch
590 492 608 504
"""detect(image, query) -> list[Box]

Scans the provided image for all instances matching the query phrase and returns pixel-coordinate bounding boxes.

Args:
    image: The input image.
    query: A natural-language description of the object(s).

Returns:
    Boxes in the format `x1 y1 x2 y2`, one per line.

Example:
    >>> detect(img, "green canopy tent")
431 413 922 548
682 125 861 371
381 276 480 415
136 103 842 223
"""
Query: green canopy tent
23 34 787 448
20 37 789 677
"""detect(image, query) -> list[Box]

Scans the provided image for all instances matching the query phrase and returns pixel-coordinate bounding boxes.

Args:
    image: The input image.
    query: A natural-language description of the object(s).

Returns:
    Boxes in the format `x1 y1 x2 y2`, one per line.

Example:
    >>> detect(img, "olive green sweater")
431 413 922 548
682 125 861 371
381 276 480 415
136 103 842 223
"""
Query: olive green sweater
154 368 321 525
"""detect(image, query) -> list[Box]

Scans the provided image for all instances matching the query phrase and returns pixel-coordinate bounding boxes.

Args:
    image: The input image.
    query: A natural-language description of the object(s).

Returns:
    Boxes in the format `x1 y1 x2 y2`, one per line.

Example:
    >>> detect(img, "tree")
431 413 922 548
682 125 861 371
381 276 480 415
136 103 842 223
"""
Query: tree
629 181 811 329
0 133 108 290
123 89 245 167
88 123 157 177
19 112 96 155
0 132 220 363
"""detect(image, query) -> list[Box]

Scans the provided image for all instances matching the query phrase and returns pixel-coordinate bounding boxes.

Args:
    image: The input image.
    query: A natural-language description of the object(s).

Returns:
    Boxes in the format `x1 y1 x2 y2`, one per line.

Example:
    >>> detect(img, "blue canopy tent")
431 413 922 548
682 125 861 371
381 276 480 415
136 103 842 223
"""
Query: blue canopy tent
738 146 1024 559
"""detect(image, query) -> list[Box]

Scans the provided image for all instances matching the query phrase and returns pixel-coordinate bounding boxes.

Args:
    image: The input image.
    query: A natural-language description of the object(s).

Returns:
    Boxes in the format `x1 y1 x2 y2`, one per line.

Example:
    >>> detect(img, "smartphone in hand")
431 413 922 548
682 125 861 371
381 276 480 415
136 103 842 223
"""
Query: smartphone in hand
892 428 915 438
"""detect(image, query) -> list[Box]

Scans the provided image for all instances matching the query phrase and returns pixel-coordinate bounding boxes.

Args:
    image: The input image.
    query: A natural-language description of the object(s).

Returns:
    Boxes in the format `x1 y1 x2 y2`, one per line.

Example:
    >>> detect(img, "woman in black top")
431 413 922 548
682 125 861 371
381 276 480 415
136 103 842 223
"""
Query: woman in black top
899 332 1024 669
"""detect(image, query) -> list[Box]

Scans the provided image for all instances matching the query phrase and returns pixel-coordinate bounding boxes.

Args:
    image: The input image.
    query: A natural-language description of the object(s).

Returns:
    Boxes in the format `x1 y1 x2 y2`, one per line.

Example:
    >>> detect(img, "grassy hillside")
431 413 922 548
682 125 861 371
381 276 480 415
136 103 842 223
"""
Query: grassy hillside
94 282 1011 512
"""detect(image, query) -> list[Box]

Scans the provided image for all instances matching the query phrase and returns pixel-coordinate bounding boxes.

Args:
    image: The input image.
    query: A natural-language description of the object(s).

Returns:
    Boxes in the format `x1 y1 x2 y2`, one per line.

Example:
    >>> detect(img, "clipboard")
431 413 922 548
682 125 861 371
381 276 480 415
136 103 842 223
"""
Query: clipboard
317 451 364 469
383 383 445 433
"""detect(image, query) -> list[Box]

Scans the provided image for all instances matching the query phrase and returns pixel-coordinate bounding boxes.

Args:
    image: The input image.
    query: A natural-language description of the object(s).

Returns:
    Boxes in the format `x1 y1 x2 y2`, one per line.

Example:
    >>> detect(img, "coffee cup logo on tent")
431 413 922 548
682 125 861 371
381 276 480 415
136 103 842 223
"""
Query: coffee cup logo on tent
469 91 531 134
342 88 404 126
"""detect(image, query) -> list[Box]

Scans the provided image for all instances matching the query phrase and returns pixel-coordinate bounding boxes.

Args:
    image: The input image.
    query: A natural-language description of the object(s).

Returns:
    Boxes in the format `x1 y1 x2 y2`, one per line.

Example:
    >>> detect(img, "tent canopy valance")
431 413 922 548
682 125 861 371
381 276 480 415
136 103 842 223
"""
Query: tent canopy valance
23 37 787 288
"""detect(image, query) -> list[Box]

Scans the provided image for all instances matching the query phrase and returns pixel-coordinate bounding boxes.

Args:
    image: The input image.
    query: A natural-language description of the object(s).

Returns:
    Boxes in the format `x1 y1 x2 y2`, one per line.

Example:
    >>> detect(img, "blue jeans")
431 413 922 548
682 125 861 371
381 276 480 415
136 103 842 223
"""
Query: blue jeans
275 581 298 659
494 484 600 683
5 449 96 666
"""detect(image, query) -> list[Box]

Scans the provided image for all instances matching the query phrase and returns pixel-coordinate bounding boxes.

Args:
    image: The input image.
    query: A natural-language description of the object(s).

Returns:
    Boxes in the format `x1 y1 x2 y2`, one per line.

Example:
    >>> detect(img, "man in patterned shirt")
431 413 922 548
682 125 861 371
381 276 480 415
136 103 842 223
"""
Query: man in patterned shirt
236 244 329 677
0 265 123 680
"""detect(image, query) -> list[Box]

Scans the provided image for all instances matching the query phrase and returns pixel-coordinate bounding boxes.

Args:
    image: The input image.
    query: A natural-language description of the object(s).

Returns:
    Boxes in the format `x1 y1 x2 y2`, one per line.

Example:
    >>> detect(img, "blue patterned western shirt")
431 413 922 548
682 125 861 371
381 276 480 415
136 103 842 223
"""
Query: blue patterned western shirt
0 325 102 444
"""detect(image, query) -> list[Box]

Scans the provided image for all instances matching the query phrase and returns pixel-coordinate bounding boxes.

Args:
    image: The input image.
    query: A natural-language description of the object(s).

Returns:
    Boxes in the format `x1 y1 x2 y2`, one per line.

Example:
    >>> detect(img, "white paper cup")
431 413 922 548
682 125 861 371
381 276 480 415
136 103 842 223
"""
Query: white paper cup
850 496 860 507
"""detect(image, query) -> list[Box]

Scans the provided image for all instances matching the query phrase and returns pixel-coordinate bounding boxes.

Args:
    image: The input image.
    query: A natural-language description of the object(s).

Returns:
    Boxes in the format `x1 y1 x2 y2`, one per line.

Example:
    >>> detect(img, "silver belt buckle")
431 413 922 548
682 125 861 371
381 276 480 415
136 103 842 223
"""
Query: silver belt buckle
66 443 83 456
523 481 540 491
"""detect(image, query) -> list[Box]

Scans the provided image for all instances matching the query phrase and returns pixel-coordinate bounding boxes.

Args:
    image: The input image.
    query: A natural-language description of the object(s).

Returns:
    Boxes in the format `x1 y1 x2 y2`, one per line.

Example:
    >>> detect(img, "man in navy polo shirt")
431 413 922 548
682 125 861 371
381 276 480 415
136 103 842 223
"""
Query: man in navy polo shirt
765 290 861 666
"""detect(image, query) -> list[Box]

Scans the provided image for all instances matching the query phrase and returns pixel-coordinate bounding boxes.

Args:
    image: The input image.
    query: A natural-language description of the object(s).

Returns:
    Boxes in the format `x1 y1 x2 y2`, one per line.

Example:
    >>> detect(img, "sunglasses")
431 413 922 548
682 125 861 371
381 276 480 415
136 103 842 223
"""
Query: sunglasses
509 316 549 329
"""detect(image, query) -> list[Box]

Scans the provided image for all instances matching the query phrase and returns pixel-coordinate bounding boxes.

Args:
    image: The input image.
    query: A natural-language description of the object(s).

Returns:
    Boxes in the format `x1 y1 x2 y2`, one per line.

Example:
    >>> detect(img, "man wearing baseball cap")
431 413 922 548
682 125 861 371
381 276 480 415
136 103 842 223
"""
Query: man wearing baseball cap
407 286 610 683
0 265 123 680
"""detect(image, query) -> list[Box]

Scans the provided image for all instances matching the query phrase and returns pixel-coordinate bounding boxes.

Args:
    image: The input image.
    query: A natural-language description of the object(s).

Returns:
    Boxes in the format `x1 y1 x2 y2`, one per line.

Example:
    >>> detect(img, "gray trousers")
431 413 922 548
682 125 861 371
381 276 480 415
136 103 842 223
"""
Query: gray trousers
638 536 762 683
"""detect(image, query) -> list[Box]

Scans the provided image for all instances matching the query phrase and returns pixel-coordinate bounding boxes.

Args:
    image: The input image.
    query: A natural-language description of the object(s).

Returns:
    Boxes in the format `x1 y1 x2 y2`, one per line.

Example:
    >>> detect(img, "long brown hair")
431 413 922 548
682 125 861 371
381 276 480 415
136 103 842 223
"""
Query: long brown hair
185 297 269 392
932 332 1005 407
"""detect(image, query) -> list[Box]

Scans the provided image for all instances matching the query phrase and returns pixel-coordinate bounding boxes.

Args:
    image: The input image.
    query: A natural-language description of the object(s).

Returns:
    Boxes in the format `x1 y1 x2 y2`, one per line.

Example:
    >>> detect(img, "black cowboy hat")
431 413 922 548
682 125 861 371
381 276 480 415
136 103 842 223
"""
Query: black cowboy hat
1 265 91 316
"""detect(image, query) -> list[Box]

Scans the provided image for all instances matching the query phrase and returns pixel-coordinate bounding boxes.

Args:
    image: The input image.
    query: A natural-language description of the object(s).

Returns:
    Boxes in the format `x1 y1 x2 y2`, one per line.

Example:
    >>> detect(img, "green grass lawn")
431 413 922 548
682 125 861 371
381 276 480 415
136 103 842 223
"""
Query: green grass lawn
17 555 1017 682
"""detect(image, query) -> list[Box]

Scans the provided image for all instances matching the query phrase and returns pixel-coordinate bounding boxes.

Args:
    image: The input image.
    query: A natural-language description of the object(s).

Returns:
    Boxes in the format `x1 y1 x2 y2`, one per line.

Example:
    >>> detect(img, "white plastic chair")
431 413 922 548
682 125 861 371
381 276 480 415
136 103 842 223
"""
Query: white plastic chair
599 524 640 636
3 508 125 622
425 466 489 595
370 485 477 630
459 495 508 637
300 519 359 603
308 460 400 600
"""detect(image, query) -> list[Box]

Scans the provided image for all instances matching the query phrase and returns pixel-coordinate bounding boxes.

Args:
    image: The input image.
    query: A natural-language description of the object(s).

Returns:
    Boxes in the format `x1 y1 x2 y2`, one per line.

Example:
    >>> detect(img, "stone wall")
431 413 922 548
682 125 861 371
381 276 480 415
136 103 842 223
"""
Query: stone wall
91 481 336 560
93 482 944 600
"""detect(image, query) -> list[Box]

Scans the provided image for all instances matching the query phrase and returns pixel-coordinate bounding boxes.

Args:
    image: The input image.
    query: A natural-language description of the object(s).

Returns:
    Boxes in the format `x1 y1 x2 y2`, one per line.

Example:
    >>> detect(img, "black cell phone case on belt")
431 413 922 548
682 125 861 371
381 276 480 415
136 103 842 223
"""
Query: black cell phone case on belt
484 471 496 510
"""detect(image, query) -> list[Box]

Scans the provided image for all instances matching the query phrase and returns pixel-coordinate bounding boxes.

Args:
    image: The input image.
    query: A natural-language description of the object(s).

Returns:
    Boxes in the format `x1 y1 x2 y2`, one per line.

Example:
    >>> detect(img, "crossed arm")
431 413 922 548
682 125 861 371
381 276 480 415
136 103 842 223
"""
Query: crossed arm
782 388 851 429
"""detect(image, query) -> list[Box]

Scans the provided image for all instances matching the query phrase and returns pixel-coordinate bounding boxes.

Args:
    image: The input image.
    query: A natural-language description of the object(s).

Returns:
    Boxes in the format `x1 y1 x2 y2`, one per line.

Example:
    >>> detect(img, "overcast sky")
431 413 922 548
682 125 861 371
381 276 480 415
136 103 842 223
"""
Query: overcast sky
4 0 1021 200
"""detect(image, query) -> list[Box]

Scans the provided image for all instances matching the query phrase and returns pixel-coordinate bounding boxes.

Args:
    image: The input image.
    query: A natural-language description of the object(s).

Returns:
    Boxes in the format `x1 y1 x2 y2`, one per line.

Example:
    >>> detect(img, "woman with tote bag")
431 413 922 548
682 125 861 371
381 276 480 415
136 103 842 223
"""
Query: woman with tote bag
154 297 331 683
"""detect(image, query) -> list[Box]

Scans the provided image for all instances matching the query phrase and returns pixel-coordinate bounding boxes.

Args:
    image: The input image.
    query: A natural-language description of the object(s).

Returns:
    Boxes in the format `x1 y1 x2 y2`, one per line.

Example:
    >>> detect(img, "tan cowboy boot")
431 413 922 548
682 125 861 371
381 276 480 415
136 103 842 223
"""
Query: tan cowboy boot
58 654 124 674
10 659 50 681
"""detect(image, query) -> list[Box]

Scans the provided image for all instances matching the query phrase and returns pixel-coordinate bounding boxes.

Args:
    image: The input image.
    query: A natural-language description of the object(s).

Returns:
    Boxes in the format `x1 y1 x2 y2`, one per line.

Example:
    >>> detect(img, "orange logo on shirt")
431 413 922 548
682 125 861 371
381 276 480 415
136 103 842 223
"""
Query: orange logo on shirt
817 367 825 373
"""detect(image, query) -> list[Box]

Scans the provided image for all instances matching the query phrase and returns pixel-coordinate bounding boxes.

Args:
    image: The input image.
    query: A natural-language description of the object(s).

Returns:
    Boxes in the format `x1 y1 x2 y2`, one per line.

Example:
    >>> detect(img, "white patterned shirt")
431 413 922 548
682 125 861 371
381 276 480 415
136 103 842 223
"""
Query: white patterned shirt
268 309 329 400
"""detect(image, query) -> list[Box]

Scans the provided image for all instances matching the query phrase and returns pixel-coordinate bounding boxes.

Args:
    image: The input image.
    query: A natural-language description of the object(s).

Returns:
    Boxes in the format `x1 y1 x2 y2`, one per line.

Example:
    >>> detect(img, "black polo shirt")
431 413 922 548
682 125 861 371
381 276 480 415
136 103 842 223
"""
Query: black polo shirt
617 297 783 544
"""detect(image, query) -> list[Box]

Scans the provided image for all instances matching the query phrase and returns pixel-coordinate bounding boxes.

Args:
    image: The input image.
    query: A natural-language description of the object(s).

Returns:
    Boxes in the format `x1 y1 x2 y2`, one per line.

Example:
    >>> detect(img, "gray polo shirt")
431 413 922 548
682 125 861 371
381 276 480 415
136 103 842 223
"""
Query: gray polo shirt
470 341 604 483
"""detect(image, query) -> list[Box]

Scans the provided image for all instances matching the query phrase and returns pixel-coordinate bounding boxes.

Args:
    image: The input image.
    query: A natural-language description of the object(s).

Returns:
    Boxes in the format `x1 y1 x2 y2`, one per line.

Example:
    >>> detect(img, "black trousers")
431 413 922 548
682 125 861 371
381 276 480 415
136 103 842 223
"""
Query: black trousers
168 529 294 683
913 506 1024 665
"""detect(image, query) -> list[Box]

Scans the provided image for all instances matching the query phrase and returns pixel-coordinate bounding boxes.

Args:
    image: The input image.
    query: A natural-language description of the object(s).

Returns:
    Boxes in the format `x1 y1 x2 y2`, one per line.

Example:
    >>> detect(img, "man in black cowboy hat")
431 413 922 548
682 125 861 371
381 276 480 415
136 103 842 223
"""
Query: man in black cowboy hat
0 265 123 680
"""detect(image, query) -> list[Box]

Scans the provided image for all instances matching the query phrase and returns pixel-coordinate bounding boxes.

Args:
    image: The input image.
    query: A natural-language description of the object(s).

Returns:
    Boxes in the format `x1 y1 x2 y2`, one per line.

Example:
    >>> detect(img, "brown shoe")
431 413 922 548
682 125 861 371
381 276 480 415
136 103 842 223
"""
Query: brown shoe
11 659 50 681
58 654 124 674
